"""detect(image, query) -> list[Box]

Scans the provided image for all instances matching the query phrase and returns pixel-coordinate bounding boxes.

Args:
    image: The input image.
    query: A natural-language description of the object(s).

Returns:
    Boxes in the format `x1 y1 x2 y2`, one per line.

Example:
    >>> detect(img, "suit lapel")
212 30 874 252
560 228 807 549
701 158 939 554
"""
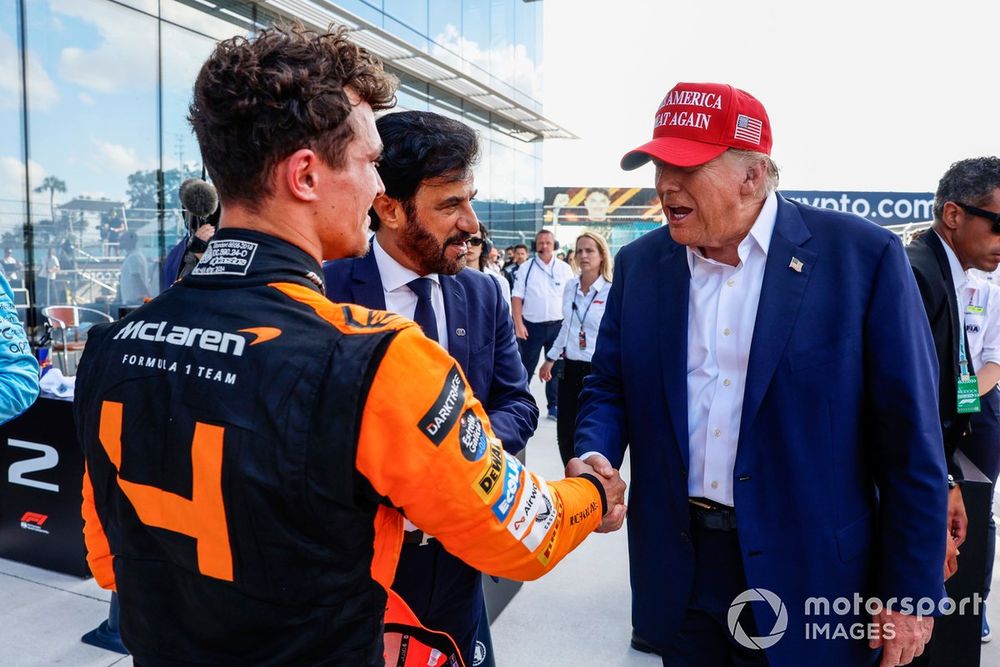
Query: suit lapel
924 231 962 377
658 241 691 469
352 250 387 311
441 274 469 370
738 197 816 446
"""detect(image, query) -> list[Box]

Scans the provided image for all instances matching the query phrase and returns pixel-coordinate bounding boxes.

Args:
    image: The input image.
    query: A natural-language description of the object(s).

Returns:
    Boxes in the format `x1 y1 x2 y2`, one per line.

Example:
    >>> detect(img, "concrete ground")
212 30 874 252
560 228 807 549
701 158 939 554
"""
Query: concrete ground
1 378 997 666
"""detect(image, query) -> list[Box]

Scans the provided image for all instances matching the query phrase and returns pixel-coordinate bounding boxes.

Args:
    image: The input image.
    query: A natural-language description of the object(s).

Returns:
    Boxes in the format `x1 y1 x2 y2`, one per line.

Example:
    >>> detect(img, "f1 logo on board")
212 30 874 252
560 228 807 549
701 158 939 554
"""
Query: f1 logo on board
20 511 50 534
7 439 60 492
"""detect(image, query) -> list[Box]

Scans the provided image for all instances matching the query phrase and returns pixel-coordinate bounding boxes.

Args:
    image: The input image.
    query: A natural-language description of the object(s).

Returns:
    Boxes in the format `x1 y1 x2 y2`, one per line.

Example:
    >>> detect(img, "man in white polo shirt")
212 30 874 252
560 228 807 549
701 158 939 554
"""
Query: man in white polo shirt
512 228 575 421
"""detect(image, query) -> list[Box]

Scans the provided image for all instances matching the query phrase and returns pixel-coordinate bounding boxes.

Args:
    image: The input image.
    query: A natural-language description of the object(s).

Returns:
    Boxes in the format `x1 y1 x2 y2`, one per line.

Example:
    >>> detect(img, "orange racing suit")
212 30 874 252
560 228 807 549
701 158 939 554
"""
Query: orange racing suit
77 229 604 666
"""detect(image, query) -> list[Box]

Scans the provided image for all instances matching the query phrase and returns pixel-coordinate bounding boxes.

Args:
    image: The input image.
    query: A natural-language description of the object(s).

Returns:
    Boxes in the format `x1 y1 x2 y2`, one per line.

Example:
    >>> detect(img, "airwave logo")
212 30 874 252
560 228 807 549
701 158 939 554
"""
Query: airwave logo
113 320 253 356
419 366 466 446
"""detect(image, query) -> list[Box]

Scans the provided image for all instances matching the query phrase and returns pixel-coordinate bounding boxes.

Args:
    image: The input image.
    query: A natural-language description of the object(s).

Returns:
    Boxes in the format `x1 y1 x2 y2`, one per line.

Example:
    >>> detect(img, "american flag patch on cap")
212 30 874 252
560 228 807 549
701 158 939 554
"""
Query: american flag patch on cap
734 114 763 144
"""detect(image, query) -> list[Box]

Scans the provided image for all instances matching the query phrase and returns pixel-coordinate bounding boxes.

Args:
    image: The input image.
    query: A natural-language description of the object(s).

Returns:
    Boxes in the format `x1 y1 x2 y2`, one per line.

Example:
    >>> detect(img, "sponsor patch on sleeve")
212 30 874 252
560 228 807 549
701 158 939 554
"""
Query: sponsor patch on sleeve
473 443 504 502
521 479 558 552
505 474 542 540
458 409 488 462
491 454 523 524
418 366 466 446
536 509 561 566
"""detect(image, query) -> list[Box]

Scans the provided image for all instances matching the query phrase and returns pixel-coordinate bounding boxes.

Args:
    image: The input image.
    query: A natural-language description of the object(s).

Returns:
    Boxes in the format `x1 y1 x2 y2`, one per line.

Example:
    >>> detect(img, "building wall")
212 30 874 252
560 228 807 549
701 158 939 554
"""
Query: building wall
0 0 544 313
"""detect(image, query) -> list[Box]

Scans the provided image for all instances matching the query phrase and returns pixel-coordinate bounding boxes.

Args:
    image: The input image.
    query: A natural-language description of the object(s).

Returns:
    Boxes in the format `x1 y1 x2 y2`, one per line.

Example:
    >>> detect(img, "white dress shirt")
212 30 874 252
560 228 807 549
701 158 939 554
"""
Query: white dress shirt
547 276 610 363
511 255 575 322
936 231 970 344
687 192 777 507
484 265 512 309
372 237 448 352
965 272 1000 372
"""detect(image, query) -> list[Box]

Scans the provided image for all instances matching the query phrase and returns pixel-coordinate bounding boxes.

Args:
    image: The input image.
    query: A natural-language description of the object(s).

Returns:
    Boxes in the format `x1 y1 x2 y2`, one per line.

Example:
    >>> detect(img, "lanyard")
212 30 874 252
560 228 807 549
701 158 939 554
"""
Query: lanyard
524 257 556 287
959 293 971 379
571 285 599 329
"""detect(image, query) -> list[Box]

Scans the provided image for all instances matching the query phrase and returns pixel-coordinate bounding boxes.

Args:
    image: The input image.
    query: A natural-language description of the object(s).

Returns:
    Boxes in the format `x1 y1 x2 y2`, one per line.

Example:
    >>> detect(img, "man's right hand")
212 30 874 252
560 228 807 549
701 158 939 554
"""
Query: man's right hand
947 485 967 547
576 454 626 532
514 320 528 340
944 532 959 580
539 360 554 381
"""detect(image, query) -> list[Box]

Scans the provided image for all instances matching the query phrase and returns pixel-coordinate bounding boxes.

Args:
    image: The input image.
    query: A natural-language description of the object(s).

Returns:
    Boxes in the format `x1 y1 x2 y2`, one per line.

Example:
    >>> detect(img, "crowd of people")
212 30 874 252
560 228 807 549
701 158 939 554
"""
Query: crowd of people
0 21 983 667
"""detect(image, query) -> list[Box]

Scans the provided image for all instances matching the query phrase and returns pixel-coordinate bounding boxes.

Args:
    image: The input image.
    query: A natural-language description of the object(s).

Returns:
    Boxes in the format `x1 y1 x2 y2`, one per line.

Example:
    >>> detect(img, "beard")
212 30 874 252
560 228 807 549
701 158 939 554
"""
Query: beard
399 202 469 275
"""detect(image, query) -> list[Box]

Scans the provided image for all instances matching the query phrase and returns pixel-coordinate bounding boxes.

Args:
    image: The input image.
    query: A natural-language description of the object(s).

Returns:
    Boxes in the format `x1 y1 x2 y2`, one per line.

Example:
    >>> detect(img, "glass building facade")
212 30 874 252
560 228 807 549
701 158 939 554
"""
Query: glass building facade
0 0 550 329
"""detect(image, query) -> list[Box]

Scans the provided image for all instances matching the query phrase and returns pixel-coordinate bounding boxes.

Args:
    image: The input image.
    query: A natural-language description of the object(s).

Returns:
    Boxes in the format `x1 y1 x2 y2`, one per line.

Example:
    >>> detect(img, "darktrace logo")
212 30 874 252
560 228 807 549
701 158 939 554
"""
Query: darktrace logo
728 588 787 650
20 511 50 534
458 409 487 462
418 366 466 446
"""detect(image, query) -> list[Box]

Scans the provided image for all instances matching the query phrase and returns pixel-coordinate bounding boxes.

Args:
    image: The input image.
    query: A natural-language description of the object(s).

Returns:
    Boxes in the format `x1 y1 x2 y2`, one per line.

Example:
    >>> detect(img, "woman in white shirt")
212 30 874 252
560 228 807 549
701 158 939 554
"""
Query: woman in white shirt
465 224 512 308
539 231 613 465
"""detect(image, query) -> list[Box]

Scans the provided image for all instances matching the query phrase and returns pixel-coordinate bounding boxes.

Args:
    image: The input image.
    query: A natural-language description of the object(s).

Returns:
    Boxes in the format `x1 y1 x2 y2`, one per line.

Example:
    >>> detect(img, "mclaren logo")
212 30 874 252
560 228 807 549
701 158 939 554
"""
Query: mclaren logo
240 327 282 345
113 320 282 357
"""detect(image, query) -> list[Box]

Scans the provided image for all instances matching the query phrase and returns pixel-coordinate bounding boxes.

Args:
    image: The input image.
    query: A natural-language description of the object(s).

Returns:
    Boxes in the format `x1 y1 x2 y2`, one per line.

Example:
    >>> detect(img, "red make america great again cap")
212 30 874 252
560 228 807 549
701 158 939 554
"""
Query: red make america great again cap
621 82 772 170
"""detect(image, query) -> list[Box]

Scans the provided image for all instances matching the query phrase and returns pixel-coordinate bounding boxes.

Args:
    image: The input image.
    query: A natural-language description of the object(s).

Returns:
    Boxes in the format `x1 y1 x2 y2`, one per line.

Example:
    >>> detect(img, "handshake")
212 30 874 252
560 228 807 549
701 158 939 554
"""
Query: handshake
566 454 627 533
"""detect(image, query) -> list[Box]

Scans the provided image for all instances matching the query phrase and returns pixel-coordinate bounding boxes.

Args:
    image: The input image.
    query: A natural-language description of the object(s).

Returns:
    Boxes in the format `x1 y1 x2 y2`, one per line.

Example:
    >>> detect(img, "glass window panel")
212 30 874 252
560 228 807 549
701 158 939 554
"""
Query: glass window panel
26 0 158 309
489 0 514 99
0 0 26 285
428 0 461 65
462 0 489 77
385 16 428 53
160 0 251 41
383 0 425 35
335 0 384 27
161 22 218 262
513 0 540 103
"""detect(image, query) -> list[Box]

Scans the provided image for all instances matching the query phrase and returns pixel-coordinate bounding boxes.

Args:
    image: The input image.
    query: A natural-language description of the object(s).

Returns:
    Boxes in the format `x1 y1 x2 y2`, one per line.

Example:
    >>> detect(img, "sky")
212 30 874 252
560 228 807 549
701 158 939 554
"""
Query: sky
540 0 1000 192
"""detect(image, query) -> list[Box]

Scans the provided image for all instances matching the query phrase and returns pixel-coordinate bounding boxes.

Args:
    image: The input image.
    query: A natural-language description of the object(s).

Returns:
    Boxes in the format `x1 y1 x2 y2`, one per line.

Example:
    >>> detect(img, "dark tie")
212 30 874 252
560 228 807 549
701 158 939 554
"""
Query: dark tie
408 277 439 343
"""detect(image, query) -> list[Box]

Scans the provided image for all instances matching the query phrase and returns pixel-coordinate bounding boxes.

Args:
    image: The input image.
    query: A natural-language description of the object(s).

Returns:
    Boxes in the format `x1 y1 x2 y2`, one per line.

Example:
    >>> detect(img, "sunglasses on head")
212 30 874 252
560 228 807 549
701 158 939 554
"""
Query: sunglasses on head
955 202 1000 234
467 237 484 246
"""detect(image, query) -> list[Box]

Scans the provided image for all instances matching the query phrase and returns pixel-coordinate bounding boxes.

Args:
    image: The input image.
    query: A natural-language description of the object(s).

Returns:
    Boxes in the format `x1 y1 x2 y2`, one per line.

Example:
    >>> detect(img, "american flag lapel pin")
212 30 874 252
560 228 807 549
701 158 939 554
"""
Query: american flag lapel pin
789 257 804 273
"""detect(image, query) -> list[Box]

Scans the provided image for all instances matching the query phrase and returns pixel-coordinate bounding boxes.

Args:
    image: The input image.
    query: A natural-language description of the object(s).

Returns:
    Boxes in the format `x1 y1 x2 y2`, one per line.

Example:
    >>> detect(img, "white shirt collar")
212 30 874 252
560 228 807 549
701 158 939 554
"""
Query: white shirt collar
534 254 556 268
686 191 778 272
933 230 968 295
578 275 609 295
372 236 440 293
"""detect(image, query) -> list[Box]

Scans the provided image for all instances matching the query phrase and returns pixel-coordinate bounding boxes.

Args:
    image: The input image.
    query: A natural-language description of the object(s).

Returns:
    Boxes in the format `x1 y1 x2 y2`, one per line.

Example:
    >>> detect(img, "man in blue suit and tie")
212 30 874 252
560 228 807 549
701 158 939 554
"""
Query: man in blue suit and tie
575 82 947 666
324 110 538 667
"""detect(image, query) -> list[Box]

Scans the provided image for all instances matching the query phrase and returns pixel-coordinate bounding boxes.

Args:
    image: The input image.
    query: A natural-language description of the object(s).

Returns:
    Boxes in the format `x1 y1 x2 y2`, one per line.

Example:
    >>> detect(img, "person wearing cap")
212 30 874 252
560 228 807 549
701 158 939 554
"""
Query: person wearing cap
575 81 946 666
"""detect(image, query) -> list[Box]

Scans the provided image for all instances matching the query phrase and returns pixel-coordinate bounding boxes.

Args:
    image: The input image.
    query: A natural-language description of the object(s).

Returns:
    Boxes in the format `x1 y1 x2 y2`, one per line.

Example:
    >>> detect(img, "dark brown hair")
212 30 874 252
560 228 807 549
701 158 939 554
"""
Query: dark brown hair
189 24 397 209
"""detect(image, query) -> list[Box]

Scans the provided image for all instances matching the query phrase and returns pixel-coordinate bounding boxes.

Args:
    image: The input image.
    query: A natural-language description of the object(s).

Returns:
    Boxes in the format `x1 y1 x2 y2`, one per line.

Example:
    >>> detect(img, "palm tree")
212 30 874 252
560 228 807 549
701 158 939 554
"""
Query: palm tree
34 176 66 227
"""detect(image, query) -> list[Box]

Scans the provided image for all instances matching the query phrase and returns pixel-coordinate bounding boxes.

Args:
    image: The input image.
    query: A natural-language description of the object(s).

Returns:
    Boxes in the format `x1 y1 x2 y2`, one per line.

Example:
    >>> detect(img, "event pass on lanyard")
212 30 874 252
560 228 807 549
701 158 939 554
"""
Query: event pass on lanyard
957 330 980 414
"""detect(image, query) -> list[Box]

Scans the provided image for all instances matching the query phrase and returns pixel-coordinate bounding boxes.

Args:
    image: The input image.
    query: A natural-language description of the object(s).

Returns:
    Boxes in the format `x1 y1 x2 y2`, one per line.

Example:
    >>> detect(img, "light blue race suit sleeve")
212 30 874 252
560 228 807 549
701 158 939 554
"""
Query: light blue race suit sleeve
0 273 38 423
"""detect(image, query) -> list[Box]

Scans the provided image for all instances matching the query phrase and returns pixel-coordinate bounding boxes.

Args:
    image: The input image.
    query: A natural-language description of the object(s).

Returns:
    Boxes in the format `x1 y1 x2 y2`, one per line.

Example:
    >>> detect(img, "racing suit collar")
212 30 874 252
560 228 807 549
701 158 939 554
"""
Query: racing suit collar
186 228 326 293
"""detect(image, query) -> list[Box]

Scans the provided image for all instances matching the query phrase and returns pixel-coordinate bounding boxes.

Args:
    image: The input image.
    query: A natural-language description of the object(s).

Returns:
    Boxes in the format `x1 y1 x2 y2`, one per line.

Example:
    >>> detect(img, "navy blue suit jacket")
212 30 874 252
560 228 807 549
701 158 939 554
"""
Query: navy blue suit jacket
575 195 947 666
324 250 537 453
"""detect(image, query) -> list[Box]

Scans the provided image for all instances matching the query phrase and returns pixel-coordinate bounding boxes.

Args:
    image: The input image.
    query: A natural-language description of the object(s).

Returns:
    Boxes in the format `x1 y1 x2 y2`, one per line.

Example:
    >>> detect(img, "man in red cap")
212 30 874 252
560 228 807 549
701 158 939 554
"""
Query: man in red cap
575 82 948 666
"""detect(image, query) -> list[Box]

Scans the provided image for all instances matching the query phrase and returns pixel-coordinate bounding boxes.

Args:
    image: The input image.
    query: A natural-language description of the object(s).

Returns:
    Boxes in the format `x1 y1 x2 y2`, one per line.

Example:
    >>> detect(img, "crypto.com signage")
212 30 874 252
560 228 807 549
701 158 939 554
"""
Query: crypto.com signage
781 191 934 226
